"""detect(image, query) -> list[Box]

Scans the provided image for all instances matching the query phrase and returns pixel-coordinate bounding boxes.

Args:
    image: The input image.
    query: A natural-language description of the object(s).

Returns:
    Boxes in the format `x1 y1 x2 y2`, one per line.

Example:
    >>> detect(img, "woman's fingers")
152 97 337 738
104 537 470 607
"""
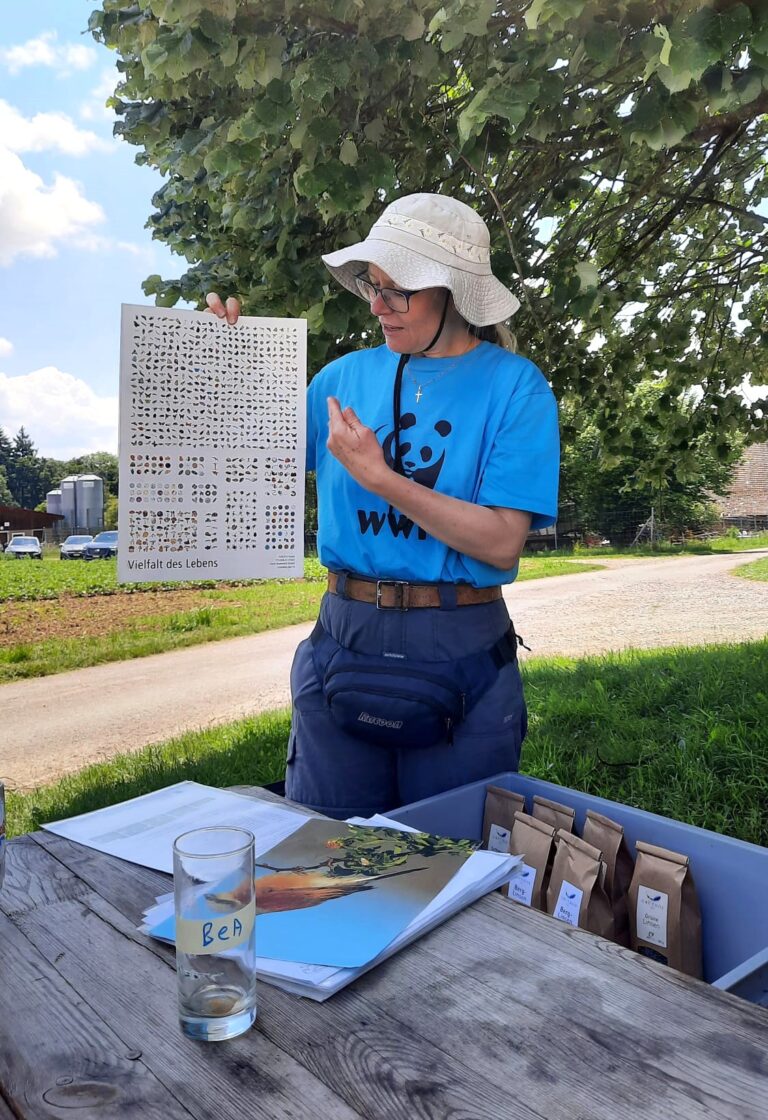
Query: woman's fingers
204 292 240 324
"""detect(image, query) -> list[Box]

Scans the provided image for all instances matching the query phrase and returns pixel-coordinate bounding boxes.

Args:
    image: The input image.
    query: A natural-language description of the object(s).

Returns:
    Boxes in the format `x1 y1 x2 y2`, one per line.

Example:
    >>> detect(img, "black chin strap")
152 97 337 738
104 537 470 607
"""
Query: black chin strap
392 292 451 476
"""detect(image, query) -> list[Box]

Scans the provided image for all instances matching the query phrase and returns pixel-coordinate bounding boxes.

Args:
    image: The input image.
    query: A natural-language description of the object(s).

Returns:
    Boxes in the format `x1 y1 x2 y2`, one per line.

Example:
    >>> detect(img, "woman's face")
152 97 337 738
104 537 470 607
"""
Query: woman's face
364 265 448 354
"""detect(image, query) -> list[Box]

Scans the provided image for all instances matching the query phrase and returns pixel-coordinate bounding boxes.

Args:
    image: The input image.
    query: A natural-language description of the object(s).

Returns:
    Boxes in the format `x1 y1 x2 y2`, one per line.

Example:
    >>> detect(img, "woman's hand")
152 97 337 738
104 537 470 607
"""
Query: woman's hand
326 397 389 493
204 292 241 324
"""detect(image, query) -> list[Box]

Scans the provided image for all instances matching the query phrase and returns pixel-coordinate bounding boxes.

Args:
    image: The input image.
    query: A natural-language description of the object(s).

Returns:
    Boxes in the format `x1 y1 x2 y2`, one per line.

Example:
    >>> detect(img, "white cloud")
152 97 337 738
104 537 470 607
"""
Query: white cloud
0 100 111 157
0 367 117 458
0 147 106 265
80 69 118 122
0 32 96 76
0 338 13 357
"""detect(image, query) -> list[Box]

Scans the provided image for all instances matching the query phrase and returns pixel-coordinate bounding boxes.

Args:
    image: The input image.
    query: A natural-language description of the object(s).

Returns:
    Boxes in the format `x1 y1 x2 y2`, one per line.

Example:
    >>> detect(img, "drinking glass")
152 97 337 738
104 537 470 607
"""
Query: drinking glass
173 826 257 1041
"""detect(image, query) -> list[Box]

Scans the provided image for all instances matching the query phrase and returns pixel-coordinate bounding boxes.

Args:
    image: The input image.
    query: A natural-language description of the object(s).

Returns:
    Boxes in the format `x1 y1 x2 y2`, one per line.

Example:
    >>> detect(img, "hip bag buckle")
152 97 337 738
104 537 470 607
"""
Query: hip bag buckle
376 579 410 610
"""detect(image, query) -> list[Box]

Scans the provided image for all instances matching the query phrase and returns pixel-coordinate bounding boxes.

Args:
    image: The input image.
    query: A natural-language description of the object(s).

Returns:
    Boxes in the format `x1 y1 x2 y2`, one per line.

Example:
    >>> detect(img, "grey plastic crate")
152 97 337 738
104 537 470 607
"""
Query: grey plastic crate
388 771 768 1003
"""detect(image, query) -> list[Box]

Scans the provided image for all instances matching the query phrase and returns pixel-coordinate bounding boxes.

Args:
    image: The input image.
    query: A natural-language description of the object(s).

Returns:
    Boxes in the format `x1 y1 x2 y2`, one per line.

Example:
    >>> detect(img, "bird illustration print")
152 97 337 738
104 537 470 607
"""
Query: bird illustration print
206 864 426 916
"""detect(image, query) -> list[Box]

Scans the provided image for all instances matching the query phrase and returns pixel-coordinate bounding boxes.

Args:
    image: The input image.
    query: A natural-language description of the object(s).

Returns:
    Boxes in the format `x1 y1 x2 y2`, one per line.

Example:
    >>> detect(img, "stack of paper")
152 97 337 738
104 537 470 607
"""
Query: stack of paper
43 781 520 1002
140 813 520 1001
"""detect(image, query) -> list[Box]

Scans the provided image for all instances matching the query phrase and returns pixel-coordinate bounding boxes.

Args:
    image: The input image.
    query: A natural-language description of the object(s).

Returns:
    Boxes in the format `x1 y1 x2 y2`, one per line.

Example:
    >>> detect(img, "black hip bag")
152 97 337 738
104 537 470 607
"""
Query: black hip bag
310 619 522 748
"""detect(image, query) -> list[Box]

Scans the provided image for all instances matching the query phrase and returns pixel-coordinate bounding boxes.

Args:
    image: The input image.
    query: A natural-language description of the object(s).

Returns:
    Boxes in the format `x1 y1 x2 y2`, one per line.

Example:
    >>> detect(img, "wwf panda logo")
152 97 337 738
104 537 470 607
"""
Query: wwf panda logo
378 413 453 490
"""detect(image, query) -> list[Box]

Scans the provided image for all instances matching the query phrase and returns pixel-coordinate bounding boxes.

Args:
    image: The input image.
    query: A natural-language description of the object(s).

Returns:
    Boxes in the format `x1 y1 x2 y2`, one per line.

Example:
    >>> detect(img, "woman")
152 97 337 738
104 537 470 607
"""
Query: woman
207 193 559 819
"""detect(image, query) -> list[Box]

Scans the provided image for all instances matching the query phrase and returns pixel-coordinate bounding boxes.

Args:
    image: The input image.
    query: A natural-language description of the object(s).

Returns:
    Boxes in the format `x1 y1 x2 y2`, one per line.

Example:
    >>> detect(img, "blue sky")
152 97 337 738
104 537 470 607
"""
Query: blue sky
0 1 186 458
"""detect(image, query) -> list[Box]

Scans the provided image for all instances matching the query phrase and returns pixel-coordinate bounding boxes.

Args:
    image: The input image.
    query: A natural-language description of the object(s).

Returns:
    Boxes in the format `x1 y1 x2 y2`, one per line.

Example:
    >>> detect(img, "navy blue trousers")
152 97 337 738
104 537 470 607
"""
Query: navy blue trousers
285 589 526 819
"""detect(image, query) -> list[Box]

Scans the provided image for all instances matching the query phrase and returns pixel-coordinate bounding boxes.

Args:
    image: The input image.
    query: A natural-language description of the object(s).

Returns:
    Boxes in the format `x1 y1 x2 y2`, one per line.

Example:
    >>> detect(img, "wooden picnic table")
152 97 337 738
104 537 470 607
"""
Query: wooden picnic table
1 785 766 1120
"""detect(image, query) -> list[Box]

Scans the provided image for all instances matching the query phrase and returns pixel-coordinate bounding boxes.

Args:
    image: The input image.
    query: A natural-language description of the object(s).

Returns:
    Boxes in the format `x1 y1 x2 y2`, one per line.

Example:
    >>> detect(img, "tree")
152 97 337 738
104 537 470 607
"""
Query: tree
0 465 14 507
560 379 743 539
89 0 768 482
0 428 12 477
65 451 120 497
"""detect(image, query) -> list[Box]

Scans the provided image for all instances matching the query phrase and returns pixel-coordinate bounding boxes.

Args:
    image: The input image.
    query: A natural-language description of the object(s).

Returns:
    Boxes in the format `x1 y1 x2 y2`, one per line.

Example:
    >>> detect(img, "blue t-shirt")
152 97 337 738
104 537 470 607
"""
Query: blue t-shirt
307 342 559 587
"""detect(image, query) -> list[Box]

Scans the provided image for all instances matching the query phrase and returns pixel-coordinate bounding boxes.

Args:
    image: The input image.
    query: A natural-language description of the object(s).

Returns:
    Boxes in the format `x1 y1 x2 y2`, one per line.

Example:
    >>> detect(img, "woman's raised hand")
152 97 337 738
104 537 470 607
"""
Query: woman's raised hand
204 292 241 324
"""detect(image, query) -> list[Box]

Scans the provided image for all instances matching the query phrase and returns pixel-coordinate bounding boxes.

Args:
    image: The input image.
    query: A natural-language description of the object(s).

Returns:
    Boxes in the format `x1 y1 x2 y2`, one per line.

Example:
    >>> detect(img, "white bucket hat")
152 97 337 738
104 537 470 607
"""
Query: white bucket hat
321 193 521 327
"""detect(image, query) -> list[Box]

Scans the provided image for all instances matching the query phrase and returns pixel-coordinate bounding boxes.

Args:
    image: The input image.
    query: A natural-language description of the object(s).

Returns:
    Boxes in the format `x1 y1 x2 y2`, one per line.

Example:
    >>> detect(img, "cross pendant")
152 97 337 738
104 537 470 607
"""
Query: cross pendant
415 386 423 403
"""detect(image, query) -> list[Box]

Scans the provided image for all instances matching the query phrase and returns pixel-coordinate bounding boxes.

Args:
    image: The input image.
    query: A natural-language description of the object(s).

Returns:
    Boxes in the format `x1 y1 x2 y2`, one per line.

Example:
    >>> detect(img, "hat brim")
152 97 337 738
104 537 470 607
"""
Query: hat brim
321 237 520 327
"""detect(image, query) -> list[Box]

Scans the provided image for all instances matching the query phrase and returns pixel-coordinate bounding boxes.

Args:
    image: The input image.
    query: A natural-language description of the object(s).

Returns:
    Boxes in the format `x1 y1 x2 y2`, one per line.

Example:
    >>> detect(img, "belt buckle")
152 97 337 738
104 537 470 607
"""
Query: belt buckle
376 579 410 610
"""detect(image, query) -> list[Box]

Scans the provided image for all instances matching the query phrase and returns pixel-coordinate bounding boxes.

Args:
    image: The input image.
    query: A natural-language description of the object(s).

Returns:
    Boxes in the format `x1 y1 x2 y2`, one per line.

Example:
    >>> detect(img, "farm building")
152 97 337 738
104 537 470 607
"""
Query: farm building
0 505 65 548
717 443 768 531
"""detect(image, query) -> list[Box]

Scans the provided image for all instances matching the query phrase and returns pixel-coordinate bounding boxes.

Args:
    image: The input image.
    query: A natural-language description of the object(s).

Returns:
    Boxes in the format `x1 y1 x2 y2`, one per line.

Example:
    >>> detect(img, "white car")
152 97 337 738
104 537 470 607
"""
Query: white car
60 534 94 560
5 536 43 560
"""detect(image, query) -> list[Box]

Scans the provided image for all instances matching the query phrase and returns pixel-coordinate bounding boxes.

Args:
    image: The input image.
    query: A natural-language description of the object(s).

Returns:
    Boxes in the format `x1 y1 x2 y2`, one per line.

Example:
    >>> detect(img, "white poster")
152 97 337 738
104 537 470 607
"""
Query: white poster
118 305 306 583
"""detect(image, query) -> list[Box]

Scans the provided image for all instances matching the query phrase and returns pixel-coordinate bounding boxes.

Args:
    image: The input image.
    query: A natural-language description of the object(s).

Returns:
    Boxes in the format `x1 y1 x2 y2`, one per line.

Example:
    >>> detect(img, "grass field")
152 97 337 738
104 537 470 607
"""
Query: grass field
0 554 601 682
563 530 768 559
7 637 767 847
733 556 768 582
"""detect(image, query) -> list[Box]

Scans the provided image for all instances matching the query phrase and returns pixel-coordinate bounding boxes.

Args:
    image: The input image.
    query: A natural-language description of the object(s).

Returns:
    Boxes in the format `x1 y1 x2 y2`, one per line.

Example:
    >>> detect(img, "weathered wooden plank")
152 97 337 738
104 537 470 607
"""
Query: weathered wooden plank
469 892 768 1035
32 830 173 926
362 925 767 1120
256 989 548 1120
0 835 90 918
24 792 768 1120
0 1091 20 1119
22 891 544 1120
384 899 768 1118
12 837 364 1120
30 824 548 1120
0 910 195 1120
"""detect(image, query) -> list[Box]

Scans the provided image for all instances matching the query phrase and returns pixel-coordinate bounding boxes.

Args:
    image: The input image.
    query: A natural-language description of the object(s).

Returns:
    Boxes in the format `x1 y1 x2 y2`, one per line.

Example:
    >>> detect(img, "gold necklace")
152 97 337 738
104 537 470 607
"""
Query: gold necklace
407 340 478 403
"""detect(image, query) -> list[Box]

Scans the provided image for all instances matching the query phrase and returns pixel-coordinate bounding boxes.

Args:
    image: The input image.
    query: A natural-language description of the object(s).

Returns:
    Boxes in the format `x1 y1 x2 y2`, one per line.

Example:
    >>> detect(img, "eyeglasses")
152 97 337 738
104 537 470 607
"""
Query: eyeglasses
355 273 418 313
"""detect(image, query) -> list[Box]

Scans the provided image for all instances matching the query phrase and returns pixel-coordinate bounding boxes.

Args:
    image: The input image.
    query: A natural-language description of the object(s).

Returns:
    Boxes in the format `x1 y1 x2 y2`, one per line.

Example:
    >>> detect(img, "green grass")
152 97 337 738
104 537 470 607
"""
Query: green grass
560 530 768 560
733 557 768 582
0 555 601 683
0 553 329 603
8 638 767 847
0 581 328 683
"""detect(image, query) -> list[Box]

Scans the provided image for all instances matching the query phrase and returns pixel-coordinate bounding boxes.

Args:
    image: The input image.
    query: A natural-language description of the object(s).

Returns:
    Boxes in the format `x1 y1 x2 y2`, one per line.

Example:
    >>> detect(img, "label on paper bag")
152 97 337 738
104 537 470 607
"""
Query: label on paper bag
553 880 583 926
636 886 668 948
508 863 536 906
487 823 511 853
176 899 255 955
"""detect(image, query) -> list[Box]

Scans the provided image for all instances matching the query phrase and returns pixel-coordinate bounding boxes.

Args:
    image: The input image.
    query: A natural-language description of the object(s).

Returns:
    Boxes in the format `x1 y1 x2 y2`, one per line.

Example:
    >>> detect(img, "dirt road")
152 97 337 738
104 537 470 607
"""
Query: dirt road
3 551 766 789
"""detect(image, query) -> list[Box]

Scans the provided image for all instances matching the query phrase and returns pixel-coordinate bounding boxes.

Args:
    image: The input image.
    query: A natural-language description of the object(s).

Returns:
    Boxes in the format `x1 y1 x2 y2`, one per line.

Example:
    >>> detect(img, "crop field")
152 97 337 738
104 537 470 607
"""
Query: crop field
0 553 601 682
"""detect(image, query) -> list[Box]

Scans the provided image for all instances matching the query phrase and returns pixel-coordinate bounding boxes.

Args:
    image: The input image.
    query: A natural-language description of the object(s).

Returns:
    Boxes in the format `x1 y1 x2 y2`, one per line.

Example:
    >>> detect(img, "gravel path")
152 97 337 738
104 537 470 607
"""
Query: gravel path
2 551 766 790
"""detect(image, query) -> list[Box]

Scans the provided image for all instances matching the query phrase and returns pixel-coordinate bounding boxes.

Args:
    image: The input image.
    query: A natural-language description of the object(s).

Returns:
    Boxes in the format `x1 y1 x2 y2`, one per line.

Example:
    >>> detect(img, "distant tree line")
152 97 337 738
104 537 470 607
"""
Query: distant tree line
0 427 118 517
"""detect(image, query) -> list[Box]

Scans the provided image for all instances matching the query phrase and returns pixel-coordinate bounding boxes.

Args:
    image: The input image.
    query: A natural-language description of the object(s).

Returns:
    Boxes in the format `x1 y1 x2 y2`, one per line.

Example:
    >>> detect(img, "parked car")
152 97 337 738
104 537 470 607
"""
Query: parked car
4 536 43 560
83 531 118 560
60 534 94 560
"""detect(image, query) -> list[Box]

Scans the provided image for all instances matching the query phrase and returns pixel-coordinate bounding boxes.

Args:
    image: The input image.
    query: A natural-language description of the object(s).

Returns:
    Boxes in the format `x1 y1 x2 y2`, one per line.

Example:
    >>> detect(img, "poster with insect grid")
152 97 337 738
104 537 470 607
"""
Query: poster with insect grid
118 305 306 583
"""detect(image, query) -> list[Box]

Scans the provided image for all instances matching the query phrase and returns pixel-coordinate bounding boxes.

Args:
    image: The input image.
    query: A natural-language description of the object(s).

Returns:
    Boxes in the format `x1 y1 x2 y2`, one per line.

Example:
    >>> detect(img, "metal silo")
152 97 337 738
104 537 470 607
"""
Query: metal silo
59 476 78 529
46 488 63 517
75 475 104 533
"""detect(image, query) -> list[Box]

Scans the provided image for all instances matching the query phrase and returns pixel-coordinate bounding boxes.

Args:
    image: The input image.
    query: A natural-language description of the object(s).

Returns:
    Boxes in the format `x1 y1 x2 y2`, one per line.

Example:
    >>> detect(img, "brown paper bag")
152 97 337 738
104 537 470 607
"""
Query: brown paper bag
482 785 526 854
532 795 576 835
628 841 703 978
507 811 556 908
583 809 634 946
546 830 614 938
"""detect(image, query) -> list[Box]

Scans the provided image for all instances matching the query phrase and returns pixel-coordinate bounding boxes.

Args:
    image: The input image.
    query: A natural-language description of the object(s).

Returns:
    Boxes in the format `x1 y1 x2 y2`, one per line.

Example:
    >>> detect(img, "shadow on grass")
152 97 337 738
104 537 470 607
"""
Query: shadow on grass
9 639 768 847
7 710 292 837
519 638 768 846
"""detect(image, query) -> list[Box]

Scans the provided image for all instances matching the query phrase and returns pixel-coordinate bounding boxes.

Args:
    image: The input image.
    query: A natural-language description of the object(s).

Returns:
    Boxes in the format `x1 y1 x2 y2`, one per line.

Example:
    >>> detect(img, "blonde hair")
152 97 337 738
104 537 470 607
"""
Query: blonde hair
469 322 517 352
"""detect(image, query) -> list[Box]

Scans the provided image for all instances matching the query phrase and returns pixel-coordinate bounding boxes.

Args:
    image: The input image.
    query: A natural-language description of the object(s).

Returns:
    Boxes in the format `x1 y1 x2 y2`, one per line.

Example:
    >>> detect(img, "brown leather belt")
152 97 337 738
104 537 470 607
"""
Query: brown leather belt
327 572 502 610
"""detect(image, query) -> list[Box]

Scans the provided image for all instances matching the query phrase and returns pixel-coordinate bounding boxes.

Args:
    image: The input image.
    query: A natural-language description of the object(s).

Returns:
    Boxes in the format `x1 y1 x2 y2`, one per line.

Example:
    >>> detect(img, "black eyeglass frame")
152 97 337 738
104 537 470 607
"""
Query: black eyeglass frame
354 272 419 313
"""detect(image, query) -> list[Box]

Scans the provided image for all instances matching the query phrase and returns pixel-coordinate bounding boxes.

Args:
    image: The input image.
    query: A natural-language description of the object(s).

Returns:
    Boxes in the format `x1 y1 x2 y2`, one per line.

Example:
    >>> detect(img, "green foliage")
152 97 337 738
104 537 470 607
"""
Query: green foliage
560 379 745 536
0 427 119 510
89 0 768 481
312 825 476 877
0 465 14 506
